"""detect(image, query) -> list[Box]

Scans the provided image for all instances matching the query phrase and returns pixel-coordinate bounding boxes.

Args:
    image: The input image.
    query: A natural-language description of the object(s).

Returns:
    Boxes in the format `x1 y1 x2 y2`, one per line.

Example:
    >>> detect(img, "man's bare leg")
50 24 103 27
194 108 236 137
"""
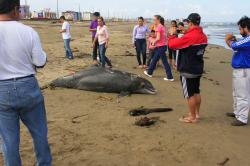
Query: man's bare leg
179 96 197 123
195 94 201 119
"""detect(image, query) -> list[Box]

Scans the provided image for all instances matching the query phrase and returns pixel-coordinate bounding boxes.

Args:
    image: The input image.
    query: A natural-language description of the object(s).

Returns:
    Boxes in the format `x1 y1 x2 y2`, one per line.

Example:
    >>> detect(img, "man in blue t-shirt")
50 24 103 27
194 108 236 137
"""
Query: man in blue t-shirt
225 16 250 126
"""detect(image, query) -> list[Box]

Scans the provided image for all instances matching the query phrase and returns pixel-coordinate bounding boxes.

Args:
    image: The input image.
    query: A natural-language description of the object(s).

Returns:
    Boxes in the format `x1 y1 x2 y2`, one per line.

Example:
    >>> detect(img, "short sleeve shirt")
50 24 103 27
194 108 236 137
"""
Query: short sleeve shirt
62 21 71 39
156 24 167 47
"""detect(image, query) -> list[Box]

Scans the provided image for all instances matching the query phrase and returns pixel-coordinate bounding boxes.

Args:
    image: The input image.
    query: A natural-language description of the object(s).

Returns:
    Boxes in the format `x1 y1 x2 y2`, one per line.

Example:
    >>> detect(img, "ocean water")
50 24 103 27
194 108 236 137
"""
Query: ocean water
203 22 240 48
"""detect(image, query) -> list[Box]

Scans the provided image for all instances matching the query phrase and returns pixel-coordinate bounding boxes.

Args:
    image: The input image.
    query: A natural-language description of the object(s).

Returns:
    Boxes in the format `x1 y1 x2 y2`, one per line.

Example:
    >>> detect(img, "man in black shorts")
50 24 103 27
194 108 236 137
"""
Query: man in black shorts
168 13 208 123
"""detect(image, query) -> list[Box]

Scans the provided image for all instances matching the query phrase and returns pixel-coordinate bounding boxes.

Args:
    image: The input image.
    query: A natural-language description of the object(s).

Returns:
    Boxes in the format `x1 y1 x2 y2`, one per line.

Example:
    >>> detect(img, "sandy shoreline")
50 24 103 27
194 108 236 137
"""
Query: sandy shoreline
0 21 249 166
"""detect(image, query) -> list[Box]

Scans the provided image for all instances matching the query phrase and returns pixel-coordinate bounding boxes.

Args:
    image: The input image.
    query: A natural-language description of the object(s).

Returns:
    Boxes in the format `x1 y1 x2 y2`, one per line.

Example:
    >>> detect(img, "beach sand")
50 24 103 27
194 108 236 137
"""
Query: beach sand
0 21 249 166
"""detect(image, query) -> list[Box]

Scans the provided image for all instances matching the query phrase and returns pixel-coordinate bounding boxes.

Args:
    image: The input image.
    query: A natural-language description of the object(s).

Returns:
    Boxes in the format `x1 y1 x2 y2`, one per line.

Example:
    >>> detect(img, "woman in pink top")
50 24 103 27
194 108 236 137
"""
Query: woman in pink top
144 15 174 81
93 17 112 68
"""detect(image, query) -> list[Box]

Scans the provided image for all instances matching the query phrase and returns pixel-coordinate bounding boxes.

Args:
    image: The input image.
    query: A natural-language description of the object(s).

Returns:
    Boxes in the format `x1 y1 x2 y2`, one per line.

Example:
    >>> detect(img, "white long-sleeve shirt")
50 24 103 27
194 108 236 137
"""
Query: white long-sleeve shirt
95 25 109 45
132 25 150 43
0 21 47 80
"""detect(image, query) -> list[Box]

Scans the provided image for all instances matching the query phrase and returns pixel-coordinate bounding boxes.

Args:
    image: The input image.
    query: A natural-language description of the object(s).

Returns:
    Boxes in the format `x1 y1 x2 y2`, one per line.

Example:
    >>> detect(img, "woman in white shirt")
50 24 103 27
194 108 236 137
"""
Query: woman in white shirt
93 17 112 68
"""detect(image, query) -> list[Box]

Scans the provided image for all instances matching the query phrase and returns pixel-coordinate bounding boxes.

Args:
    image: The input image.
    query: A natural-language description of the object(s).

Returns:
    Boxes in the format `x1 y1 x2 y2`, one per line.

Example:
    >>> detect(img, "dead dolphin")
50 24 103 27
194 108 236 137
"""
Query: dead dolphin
47 65 157 95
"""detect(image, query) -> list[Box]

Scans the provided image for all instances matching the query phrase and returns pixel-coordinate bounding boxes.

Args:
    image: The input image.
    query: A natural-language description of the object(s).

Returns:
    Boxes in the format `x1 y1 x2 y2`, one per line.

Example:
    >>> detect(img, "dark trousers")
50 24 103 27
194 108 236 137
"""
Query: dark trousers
99 43 112 67
135 39 147 65
147 48 156 66
92 38 101 61
168 48 176 60
148 46 173 79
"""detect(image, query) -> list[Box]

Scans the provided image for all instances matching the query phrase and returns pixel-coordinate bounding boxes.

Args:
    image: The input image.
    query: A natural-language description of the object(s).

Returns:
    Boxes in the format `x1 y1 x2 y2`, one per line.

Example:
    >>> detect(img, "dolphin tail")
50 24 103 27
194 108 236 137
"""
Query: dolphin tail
40 82 56 90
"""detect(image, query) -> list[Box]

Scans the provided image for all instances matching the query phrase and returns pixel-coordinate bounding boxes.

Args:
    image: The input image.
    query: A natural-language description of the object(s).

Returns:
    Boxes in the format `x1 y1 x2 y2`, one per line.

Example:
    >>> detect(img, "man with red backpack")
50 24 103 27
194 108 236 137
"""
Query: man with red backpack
168 13 208 123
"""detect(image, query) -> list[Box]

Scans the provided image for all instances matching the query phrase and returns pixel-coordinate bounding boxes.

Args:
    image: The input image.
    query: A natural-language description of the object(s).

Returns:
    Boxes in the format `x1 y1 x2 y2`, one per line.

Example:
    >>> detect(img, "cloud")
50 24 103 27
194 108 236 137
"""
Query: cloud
143 9 169 18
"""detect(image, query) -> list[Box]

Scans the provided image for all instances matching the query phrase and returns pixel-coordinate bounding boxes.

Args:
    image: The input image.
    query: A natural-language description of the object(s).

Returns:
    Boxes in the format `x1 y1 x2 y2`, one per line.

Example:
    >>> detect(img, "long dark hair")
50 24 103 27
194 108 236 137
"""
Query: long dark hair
155 15 165 25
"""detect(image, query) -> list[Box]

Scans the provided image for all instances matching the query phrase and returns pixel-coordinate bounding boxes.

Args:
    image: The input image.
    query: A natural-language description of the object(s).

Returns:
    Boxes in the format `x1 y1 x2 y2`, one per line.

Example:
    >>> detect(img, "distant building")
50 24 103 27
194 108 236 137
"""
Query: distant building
111 18 124 22
19 5 30 19
43 9 57 19
62 11 82 21
82 12 93 21
31 9 57 19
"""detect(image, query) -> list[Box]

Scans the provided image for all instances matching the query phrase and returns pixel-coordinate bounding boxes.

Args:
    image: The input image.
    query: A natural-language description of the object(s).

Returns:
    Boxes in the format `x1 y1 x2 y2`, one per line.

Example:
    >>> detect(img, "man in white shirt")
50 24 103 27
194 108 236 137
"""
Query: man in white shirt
0 0 52 165
59 16 74 60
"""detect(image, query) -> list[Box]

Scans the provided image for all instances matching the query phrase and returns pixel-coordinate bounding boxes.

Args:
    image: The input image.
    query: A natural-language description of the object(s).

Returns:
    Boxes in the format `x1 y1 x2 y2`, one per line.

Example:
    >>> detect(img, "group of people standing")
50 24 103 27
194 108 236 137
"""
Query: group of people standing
60 12 112 68
132 16 189 82
137 13 208 123
132 16 175 81
133 13 250 126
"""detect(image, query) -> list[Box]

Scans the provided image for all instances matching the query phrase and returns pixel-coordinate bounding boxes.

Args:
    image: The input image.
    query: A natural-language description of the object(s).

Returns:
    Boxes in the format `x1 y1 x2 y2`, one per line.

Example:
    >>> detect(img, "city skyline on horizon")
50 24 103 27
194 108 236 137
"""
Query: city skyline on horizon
21 0 250 22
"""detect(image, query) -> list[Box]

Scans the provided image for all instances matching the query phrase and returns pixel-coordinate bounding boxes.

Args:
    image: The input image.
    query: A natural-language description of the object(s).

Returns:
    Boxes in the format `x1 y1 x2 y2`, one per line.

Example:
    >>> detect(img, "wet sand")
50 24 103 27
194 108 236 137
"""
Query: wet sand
0 20 250 166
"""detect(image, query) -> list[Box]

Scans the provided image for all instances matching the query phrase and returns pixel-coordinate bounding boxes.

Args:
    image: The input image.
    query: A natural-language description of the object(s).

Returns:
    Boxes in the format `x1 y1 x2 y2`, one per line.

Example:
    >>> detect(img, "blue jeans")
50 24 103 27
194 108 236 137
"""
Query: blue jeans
64 39 73 59
99 43 112 67
0 77 52 166
148 46 173 79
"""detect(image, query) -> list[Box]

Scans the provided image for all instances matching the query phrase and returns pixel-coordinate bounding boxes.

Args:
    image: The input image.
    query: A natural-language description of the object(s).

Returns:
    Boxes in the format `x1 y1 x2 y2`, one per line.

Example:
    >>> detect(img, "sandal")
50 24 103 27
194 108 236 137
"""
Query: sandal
179 116 197 123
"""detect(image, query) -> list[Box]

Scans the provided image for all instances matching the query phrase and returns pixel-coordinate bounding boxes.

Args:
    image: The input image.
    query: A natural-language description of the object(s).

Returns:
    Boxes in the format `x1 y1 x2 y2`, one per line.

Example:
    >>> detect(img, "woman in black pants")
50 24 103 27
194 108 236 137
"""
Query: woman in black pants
168 20 178 68
132 17 150 69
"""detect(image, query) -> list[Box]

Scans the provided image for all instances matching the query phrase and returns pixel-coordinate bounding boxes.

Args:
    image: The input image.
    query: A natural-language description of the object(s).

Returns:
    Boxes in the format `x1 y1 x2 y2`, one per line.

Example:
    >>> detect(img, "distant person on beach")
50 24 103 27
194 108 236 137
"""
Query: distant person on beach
0 0 52 165
60 16 74 60
93 17 112 68
150 22 157 31
175 22 186 68
168 13 208 123
225 16 250 126
90 12 102 64
132 17 150 69
144 15 174 81
147 30 157 66
177 22 186 36
168 20 178 68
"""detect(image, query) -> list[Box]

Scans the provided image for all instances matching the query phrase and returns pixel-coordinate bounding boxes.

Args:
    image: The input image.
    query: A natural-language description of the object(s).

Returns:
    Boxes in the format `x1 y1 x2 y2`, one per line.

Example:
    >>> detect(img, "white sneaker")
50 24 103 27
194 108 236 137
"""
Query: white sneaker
144 71 152 78
164 78 174 82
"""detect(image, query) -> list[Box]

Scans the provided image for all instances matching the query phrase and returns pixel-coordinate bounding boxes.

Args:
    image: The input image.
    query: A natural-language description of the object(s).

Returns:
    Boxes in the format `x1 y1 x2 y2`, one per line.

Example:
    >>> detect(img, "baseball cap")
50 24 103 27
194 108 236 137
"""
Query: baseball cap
184 13 201 25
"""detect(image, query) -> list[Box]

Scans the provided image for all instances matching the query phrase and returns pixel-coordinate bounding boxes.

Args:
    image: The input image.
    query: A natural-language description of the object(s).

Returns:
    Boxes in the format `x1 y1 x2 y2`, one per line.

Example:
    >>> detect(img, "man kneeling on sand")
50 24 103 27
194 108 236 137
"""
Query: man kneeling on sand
168 13 208 123
225 16 250 126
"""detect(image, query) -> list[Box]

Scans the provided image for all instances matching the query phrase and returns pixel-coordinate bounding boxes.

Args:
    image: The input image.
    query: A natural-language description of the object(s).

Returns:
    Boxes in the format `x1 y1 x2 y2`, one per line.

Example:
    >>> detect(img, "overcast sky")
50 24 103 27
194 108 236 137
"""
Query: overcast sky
22 0 250 22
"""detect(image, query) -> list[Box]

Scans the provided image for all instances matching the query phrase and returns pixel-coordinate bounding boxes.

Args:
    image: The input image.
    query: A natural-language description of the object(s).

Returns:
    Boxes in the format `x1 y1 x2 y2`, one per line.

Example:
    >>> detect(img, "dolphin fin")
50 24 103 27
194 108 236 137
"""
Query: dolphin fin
118 91 131 97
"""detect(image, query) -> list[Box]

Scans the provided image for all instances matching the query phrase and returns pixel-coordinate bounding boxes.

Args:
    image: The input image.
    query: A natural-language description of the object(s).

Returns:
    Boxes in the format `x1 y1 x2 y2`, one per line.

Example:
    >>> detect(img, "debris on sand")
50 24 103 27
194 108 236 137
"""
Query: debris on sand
75 52 92 59
125 51 135 56
220 61 230 64
72 48 79 53
135 117 157 127
71 114 88 124
97 96 114 102
217 157 230 166
51 21 58 24
129 107 173 116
